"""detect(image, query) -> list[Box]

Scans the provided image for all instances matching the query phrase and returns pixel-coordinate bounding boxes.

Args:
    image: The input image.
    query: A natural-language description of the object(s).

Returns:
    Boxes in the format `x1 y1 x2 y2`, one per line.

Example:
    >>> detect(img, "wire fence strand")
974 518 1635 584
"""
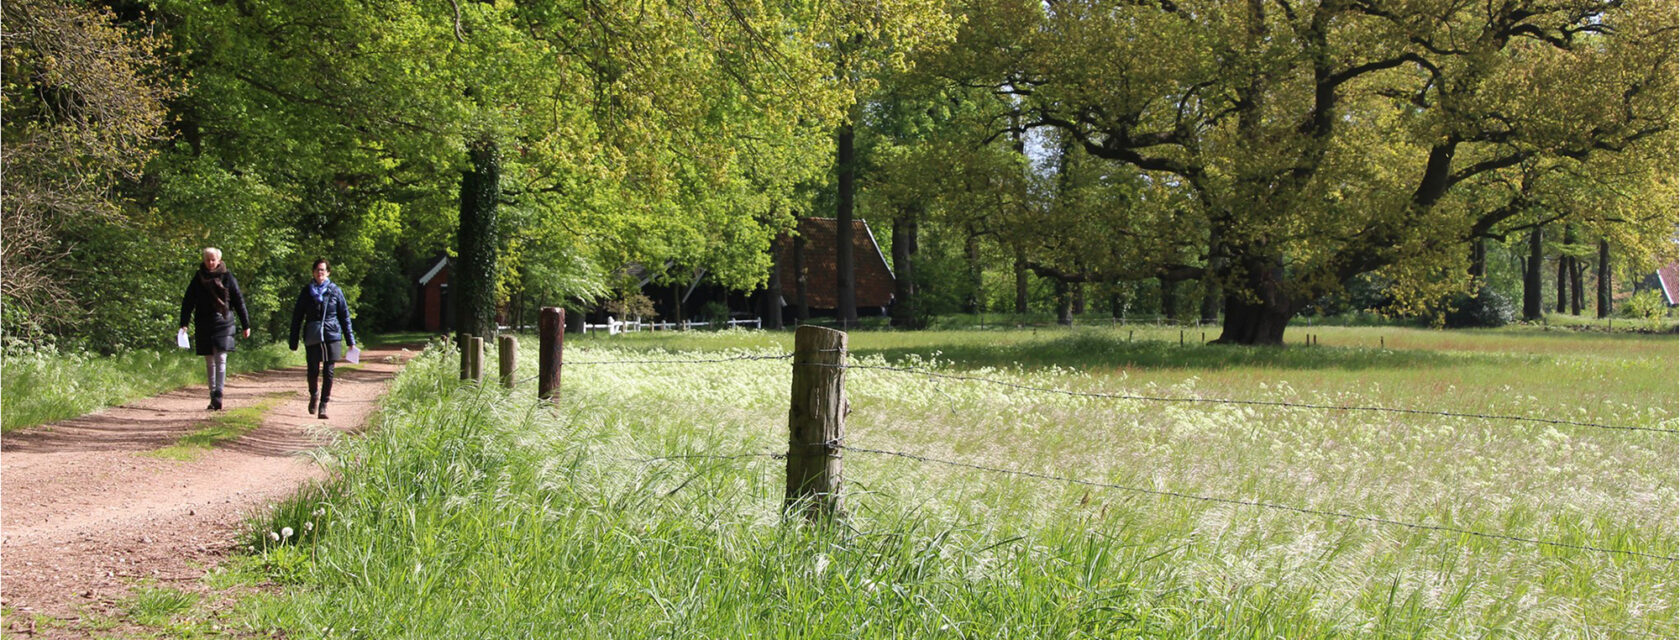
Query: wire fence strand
797 362 1676 435
833 443 1678 563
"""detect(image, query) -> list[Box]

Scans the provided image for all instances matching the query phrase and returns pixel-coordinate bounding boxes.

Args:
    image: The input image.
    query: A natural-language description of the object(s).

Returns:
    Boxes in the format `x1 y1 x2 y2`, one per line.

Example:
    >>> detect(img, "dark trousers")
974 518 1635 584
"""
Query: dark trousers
306 342 337 402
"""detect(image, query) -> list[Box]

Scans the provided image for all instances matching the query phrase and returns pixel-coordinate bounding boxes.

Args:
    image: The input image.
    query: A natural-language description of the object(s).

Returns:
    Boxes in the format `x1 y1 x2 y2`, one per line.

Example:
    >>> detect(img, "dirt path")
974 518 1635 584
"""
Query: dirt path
1 345 418 637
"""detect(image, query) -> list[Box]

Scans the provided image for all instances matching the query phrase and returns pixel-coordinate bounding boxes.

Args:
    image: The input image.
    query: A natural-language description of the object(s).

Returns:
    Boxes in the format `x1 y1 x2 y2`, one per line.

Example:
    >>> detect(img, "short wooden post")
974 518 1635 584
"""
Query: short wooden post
469 336 484 381
498 335 517 388
1179 330 1185 346
1380 336 1385 349
786 325 846 521
538 307 564 401
457 332 472 380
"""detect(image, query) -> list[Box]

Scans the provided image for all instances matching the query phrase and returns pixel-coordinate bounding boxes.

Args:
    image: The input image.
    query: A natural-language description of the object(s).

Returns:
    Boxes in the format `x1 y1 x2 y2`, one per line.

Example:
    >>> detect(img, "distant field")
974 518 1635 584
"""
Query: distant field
224 324 1675 638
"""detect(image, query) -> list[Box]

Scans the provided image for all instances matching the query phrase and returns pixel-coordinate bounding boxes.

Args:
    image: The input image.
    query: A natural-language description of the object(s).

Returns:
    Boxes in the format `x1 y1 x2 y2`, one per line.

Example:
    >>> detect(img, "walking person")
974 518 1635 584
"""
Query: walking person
180 247 251 411
288 259 356 419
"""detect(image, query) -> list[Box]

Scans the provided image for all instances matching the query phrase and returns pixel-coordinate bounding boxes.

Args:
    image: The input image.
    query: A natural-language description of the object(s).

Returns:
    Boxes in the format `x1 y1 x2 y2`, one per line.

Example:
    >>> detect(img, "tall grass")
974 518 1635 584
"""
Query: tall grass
2 343 301 433
238 328 1676 638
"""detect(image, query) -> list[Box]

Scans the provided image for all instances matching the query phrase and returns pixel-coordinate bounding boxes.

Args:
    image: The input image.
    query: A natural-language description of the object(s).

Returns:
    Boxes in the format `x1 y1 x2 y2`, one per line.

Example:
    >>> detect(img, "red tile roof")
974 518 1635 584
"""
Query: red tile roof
774 218 895 309
1658 261 1678 305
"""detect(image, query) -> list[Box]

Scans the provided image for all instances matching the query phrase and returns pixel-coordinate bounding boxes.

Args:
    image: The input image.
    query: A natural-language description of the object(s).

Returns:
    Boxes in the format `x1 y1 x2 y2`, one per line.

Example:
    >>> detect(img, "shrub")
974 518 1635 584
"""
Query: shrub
1442 286 1514 328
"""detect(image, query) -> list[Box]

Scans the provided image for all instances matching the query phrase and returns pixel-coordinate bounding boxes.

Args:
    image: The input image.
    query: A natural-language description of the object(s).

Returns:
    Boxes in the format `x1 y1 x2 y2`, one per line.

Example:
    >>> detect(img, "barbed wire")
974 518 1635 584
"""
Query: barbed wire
828 442 1677 563
795 362 1676 436
563 353 796 366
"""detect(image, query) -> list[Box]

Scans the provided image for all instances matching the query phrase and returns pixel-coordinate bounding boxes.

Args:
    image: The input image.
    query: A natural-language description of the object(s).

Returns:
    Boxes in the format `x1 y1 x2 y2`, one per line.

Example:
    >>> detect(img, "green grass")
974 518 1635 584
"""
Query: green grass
0 343 301 433
0 332 425 433
148 392 293 461
234 325 1676 638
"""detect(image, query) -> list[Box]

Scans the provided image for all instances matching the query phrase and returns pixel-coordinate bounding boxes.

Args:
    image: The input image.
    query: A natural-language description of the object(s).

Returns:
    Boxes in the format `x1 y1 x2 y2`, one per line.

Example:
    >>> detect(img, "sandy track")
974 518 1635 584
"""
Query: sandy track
1 345 417 637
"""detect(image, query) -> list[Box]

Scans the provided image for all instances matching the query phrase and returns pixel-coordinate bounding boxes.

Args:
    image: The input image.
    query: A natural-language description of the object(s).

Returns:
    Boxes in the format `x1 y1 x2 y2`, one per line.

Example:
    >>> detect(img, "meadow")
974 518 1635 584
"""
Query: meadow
217 323 1674 638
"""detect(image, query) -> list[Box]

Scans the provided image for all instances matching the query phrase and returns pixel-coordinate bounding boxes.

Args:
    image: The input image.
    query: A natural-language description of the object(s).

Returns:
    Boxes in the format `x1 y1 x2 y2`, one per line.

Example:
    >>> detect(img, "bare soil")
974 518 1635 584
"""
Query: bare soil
1 345 417 638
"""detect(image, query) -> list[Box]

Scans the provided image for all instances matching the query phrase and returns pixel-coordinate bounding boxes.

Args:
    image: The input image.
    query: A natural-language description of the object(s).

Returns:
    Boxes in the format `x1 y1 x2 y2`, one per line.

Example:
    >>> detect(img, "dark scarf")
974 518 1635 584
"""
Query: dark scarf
198 264 230 314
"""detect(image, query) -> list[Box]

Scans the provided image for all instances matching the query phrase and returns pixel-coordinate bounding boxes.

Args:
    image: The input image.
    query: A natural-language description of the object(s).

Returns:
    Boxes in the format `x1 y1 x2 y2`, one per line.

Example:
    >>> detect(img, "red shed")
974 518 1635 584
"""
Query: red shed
417 256 451 332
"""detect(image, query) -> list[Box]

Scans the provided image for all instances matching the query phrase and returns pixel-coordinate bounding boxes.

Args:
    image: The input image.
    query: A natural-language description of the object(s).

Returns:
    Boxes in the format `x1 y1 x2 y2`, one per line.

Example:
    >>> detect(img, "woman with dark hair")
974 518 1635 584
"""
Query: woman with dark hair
288 258 356 419
180 247 251 411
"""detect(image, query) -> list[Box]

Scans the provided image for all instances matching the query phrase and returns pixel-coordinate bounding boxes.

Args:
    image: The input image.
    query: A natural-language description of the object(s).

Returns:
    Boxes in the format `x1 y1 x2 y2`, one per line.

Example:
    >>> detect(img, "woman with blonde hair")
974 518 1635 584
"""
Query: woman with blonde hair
180 247 250 410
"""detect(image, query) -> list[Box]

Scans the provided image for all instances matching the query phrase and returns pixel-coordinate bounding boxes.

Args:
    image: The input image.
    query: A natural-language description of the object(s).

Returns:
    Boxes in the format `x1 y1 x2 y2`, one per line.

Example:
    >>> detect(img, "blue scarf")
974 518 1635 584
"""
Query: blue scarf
310 279 332 306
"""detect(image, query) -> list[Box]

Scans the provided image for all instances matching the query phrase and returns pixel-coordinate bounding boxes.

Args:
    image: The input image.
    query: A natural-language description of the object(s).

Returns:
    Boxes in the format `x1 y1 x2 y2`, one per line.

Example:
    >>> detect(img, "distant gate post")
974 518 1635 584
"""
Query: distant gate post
785 325 847 521
538 307 564 401
498 335 517 388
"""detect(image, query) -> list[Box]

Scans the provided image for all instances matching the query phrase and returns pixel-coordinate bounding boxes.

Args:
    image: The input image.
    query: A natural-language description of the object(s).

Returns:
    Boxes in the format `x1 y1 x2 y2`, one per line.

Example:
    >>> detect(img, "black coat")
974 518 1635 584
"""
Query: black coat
180 268 250 356
288 281 356 350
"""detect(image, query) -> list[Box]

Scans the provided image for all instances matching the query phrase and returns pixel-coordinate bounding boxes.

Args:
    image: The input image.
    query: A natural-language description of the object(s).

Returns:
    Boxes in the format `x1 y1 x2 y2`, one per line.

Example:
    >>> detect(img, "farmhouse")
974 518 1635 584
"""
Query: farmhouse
768 217 896 323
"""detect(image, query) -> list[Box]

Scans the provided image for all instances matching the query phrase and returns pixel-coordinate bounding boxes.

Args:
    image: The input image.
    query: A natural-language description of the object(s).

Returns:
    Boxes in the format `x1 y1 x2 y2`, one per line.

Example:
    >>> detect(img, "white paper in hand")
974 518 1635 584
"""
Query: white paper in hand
176 328 191 349
346 346 361 364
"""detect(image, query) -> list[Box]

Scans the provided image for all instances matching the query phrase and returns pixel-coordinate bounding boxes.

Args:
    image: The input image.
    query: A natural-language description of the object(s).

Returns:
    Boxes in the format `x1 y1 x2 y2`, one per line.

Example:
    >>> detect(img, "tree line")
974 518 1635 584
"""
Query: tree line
4 0 1673 352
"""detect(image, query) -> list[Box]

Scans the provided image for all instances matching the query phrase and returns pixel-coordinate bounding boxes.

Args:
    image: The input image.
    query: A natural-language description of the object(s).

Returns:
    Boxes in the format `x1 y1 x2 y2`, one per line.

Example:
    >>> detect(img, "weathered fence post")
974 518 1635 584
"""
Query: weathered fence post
785 325 847 521
538 307 564 402
498 334 517 388
469 336 484 381
457 332 472 380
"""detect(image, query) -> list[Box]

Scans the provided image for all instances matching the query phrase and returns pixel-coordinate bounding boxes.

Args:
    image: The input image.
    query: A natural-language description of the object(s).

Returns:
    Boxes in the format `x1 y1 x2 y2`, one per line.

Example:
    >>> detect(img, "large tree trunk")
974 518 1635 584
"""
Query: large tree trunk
964 229 981 314
835 119 857 329
1556 251 1568 314
455 137 501 340
1014 248 1028 313
1201 228 1224 324
793 233 809 324
1159 278 1179 322
1523 226 1544 320
1072 281 1085 315
1566 226 1583 315
1469 236 1487 281
1597 238 1612 318
1213 252 1293 345
1055 279 1073 326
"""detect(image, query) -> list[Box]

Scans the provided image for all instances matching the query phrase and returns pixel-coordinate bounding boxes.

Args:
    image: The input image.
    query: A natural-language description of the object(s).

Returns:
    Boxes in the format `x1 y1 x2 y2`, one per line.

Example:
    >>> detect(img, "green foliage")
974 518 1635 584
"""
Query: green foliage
1441 287 1517 329
1 342 300 433
1624 290 1672 322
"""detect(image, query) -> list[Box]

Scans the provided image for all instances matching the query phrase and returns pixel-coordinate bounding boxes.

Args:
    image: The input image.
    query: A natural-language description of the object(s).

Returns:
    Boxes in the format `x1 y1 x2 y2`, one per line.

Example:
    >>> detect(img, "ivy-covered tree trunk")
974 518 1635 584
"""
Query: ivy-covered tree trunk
1523 226 1544 320
835 119 858 329
455 137 500 340
1597 238 1612 318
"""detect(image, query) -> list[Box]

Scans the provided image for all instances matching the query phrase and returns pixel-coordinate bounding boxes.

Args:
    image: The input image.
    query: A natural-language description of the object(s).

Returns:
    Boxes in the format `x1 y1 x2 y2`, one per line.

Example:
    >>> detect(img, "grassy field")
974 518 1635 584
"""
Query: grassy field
201 324 1674 638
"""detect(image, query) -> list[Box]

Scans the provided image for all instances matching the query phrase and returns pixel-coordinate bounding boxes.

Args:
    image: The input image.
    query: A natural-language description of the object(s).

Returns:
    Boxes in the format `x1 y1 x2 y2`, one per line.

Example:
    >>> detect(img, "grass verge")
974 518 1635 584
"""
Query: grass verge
147 392 293 461
232 327 1675 637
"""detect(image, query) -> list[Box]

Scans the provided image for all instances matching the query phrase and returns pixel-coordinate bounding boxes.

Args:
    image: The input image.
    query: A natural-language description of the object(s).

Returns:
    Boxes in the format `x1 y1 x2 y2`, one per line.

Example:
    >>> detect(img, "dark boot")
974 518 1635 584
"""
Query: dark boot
307 395 318 416
318 372 332 419
316 399 329 420
208 389 223 411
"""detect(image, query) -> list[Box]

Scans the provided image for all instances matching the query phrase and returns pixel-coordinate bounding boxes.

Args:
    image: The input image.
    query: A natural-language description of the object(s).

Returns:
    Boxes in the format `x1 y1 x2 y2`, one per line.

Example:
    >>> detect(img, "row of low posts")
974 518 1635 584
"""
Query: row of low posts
456 307 847 521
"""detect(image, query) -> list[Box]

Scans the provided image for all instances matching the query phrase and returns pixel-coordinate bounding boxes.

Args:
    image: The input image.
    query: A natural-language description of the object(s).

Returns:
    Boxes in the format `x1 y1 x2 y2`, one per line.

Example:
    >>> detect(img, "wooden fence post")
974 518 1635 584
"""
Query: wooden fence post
469 336 484 381
538 307 564 401
499 335 517 388
457 332 472 380
786 325 847 521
